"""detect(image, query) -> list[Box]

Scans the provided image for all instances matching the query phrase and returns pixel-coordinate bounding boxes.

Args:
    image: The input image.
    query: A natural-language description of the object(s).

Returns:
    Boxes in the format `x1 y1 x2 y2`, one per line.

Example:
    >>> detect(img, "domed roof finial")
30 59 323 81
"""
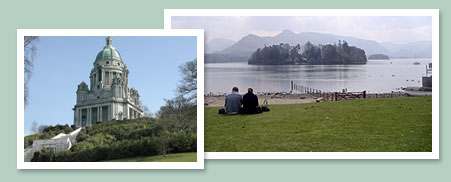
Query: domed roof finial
95 37 122 62
106 36 113 46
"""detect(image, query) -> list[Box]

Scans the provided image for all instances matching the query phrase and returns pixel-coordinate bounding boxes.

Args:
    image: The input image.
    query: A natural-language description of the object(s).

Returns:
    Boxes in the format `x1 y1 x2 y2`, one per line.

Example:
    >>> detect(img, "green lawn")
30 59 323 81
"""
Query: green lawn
107 152 197 162
205 96 432 152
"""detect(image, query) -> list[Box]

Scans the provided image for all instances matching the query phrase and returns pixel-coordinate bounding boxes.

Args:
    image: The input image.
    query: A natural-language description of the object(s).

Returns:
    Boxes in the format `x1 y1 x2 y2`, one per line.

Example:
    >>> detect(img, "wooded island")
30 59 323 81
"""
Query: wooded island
368 54 390 60
248 40 367 65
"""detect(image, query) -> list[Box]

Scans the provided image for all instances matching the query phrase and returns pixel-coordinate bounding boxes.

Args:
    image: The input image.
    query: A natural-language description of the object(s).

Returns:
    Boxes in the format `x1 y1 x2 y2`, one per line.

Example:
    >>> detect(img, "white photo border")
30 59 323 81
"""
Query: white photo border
164 9 440 160
17 29 205 169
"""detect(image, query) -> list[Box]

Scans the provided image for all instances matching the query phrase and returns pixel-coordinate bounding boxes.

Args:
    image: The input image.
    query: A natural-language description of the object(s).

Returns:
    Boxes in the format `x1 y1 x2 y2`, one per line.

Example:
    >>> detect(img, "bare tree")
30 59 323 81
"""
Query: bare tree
30 120 47 134
31 120 39 134
24 36 39 107
157 59 198 133
157 96 196 132
141 105 154 118
176 58 197 102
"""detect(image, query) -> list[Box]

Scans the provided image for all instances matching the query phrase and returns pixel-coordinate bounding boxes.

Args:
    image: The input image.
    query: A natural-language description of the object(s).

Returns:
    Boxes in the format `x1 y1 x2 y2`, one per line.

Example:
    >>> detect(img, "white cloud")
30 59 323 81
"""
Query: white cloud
172 16 432 44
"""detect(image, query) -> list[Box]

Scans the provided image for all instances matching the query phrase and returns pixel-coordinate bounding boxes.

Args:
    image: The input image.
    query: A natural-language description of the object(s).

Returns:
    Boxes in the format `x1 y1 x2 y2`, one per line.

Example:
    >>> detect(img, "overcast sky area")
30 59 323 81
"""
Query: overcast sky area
24 36 197 135
172 16 432 44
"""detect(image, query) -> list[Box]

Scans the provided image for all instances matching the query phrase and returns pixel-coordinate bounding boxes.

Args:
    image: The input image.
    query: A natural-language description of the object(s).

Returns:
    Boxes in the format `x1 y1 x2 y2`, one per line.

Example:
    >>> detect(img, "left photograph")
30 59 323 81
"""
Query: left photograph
17 29 204 169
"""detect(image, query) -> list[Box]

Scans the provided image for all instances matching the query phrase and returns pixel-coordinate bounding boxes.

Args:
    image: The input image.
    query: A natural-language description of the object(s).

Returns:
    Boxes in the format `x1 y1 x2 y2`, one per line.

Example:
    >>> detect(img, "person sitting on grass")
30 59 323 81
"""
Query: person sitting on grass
241 88 262 114
223 86 242 115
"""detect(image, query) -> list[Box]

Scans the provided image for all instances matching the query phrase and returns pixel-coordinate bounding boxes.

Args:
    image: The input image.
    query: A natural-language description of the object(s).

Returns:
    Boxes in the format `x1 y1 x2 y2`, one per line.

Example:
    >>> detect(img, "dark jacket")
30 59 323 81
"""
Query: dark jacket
242 92 259 114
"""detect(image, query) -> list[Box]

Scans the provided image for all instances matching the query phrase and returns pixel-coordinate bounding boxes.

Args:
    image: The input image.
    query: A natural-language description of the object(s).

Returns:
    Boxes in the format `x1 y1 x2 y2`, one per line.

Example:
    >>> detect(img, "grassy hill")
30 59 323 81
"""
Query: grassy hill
205 96 432 152
107 152 196 162
28 117 197 162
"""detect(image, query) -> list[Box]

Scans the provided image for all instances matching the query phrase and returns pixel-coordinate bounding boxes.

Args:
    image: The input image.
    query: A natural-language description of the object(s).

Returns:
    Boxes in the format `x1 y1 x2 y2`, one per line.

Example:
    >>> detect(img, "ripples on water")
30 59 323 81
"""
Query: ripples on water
205 59 431 94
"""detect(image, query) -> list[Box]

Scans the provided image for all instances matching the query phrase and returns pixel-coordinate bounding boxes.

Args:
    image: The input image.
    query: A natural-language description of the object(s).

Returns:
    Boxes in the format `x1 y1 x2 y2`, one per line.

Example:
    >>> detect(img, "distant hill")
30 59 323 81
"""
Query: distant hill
368 54 390 60
205 53 249 63
382 41 432 58
206 38 236 53
205 29 432 63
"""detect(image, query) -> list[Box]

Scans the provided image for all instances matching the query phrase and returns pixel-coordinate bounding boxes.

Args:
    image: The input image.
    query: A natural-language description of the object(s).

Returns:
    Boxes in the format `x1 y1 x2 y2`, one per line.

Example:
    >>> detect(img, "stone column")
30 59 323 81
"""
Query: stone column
102 70 105 88
73 109 76 126
78 109 81 127
88 108 91 126
74 109 78 127
128 107 130 119
99 106 102 122
109 104 112 121
112 103 116 120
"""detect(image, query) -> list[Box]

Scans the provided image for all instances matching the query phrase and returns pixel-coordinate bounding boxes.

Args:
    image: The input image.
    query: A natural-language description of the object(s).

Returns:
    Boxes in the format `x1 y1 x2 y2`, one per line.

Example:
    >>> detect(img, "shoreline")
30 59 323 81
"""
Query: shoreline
204 91 407 107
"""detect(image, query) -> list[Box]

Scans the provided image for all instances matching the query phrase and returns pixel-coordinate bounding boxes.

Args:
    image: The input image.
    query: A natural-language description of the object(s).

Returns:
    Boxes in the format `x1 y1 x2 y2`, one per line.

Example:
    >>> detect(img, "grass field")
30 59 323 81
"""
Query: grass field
107 152 197 162
205 96 432 152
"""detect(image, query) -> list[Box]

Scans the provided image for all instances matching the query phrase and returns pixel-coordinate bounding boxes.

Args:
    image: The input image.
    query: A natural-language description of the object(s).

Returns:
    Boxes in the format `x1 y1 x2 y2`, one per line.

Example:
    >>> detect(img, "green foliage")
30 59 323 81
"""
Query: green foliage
157 96 197 133
54 117 196 162
24 124 75 148
31 147 55 162
107 152 196 162
24 134 40 149
205 96 432 152
248 41 367 65
169 132 197 153
43 124 74 134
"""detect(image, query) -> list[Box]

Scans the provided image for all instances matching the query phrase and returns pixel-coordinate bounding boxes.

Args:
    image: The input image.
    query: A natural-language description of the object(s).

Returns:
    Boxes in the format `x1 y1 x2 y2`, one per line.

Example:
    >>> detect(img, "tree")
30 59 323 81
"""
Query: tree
30 120 48 134
24 36 39 107
157 96 196 132
155 119 172 156
31 147 55 162
141 105 154 118
31 120 39 134
176 59 197 102
249 40 366 65
156 58 198 133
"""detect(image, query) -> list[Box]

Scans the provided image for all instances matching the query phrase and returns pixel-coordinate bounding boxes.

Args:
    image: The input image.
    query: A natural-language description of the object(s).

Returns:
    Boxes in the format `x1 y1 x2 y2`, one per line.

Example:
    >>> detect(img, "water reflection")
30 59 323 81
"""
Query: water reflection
205 59 430 94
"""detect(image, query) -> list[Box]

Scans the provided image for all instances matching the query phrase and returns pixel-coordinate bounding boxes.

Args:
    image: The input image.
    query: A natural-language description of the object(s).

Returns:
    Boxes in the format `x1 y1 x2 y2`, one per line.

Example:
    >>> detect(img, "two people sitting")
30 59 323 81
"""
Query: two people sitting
221 87 263 115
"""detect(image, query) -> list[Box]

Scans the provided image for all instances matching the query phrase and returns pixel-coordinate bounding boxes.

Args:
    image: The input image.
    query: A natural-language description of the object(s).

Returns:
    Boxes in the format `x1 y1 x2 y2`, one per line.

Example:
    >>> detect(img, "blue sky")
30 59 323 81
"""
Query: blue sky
24 36 197 135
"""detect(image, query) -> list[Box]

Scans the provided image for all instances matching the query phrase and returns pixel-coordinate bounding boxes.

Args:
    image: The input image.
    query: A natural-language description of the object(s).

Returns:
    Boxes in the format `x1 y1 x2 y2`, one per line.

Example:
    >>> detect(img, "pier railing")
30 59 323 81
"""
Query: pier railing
334 91 366 101
290 80 405 102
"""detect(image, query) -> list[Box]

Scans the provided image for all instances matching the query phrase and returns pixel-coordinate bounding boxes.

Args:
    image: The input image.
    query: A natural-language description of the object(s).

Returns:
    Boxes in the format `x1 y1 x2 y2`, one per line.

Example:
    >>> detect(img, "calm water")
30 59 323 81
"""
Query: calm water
205 59 431 94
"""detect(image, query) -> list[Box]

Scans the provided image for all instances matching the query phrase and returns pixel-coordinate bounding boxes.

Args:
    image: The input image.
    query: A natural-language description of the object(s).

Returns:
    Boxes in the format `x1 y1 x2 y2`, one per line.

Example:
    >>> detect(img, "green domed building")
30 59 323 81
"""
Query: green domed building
73 37 143 127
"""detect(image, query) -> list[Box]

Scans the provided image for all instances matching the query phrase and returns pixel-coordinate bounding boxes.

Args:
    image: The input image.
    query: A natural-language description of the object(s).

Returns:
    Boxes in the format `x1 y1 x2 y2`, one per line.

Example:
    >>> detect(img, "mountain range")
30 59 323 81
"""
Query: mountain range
206 38 236 53
206 29 432 63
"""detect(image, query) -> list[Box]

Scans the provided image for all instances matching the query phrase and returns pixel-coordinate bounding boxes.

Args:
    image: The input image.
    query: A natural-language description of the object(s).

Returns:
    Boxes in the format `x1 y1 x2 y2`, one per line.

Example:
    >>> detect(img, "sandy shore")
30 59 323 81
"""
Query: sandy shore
204 92 407 107
205 93 317 107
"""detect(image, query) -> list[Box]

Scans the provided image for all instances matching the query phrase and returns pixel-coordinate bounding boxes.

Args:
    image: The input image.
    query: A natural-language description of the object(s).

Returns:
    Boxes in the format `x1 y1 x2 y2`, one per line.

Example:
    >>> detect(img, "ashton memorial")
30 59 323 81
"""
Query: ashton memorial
73 37 143 127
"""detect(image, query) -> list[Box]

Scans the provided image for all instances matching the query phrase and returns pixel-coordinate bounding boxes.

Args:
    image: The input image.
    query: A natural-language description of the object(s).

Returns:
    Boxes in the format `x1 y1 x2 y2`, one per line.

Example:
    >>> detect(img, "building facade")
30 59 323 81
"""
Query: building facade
73 37 143 127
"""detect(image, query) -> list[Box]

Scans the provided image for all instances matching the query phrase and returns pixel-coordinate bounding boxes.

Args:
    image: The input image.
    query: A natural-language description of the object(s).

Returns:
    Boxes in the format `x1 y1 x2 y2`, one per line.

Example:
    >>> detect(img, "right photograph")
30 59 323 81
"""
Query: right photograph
166 9 439 159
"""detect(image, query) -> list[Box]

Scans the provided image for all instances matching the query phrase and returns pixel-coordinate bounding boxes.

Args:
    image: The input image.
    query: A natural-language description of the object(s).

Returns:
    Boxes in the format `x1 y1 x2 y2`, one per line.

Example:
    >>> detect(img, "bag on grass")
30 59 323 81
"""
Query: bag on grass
261 106 270 112
218 108 226 114
261 99 270 112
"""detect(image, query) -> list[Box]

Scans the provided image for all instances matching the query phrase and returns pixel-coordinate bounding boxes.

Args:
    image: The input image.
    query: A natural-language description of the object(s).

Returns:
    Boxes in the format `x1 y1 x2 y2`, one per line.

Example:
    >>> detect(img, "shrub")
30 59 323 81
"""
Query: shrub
31 148 55 162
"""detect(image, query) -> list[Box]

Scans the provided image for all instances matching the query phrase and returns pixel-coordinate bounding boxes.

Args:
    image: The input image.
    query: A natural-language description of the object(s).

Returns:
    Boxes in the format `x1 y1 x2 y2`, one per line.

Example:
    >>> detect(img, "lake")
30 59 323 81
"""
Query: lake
205 58 431 94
